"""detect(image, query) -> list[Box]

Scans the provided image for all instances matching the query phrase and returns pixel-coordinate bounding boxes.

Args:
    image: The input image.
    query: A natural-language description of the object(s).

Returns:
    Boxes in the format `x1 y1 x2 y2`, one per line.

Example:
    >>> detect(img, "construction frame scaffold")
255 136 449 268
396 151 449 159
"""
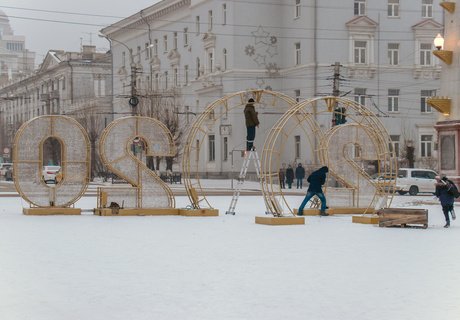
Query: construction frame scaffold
261 96 398 217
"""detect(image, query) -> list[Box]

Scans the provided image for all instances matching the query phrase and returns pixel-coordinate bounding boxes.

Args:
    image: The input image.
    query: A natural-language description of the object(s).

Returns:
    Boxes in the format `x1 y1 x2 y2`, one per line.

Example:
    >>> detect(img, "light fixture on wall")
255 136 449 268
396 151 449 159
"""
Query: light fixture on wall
434 33 444 50
432 33 453 65
440 1 456 14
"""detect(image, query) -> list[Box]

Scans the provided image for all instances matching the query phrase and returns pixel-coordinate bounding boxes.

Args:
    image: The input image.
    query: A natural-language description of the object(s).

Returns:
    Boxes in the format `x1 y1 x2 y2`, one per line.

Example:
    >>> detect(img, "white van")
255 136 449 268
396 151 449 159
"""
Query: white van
0 163 13 177
396 168 438 196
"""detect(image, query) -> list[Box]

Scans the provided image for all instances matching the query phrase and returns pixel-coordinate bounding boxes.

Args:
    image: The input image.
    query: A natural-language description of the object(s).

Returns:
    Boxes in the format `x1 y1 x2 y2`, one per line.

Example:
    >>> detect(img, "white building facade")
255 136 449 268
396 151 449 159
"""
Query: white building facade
101 0 443 175
0 46 112 159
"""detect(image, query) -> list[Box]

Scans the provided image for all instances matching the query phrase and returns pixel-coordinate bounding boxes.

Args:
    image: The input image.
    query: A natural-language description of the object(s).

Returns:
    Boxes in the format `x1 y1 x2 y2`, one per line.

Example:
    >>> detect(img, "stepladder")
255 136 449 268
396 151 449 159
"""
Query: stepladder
226 148 261 215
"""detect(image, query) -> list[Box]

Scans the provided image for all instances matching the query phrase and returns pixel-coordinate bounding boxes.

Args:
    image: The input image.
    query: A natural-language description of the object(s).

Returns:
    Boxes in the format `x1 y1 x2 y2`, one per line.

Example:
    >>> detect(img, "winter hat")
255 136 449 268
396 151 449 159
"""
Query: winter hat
248 98 255 103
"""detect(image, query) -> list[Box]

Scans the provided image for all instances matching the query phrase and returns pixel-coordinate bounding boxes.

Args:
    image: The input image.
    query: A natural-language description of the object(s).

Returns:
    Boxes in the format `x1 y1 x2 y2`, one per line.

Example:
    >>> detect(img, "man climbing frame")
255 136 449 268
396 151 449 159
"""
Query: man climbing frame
244 98 260 151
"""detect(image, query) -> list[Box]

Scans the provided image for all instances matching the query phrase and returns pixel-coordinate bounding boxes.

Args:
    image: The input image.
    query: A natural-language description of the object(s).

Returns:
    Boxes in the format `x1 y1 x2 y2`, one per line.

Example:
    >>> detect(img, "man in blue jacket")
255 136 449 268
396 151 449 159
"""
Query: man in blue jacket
297 166 329 216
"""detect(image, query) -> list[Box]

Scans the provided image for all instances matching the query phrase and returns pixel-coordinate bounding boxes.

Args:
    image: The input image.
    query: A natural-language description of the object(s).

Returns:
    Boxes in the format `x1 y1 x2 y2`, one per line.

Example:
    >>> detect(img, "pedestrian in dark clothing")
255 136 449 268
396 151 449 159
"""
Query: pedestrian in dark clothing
435 175 456 228
279 164 286 189
4 167 12 181
244 98 259 151
295 163 305 189
298 166 329 216
285 164 294 189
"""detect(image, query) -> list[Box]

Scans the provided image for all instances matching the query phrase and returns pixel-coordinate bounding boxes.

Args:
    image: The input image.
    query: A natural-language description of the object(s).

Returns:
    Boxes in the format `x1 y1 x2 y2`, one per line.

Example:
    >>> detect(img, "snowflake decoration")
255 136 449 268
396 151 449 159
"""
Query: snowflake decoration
245 45 256 56
256 78 266 88
270 36 277 45
266 62 279 75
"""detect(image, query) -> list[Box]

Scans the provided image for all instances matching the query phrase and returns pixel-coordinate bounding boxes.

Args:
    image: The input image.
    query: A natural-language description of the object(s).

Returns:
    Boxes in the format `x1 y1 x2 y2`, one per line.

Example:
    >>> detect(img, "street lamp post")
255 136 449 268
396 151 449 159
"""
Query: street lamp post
99 34 151 116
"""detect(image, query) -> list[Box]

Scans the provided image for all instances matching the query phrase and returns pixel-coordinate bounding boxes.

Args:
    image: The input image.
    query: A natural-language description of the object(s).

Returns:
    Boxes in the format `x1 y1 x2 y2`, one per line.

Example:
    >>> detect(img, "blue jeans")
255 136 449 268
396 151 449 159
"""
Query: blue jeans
246 126 256 150
298 191 327 214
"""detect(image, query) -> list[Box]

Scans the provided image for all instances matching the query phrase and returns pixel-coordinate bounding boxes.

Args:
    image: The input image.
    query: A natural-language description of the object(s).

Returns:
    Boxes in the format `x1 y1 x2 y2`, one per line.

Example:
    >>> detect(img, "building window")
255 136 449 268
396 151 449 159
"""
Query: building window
388 43 399 65
196 16 200 35
208 10 213 31
154 39 158 56
354 88 366 105
223 48 227 70
163 35 168 53
196 58 201 78
144 43 150 60
137 46 141 63
185 65 189 85
208 51 214 73
420 134 433 157
294 89 301 102
388 89 399 112
209 135 216 161
184 28 188 46
421 90 435 113
196 139 200 162
354 40 367 64
422 0 433 18
174 68 179 87
390 135 400 157
223 137 228 161
295 42 301 65
222 3 227 25
354 0 366 16
173 32 178 50
388 0 399 17
164 71 168 89
295 0 301 18
295 135 301 159
122 52 126 67
62 77 66 90
420 43 432 66
155 73 159 91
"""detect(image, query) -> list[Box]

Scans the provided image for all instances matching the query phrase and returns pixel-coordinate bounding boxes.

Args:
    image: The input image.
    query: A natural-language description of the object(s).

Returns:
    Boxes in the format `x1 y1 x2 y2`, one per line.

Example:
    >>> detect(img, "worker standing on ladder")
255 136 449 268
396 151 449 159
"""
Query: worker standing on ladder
244 98 260 151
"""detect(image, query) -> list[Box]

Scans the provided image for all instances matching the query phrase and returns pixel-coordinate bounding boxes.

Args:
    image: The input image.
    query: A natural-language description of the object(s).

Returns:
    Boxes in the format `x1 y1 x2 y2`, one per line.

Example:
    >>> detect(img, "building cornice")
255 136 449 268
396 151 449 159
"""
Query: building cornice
101 0 191 38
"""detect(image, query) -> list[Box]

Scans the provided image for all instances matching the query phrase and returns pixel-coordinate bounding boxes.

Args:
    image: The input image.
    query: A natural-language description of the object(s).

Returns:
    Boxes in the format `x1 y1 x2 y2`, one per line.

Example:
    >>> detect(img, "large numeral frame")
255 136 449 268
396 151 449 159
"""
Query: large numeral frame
13 115 91 208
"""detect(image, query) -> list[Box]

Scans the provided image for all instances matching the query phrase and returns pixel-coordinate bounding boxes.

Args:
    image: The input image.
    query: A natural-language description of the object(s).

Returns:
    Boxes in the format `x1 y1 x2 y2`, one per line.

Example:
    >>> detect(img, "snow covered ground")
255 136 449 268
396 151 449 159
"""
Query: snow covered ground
1 188 459 320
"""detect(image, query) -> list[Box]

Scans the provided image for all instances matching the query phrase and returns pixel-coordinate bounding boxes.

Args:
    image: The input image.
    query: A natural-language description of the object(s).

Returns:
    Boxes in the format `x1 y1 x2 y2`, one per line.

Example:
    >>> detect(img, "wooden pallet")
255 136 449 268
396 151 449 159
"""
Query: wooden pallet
377 208 428 229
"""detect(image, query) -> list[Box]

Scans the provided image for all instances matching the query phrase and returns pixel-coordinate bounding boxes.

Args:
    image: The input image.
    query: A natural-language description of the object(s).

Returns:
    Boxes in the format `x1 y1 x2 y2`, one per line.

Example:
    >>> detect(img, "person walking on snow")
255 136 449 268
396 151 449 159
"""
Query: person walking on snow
295 163 305 189
286 164 294 189
435 175 456 228
298 166 329 216
244 98 259 151
279 164 286 189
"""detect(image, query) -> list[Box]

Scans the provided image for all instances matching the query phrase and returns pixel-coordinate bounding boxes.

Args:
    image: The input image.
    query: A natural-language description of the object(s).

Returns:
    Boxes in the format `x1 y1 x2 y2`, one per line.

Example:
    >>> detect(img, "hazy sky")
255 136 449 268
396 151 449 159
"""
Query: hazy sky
1 0 161 64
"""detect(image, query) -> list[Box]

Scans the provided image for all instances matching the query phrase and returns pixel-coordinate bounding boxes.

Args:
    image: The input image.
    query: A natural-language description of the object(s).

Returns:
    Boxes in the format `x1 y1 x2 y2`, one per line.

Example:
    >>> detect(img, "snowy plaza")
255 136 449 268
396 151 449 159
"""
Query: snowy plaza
1 181 459 320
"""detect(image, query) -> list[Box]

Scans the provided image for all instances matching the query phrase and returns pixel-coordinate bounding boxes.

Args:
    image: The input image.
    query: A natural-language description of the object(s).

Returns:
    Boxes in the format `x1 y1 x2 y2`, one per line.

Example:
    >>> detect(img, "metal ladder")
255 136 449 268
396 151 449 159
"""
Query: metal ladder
226 149 261 215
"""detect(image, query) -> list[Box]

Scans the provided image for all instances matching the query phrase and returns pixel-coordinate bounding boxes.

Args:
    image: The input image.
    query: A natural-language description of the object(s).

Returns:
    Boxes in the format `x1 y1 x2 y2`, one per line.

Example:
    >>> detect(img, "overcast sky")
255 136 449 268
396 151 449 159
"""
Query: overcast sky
1 0 161 64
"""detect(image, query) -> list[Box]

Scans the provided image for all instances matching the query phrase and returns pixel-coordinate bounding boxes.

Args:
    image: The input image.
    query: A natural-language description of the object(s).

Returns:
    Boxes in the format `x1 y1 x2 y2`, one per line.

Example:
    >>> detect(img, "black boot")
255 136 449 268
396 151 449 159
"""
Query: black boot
444 222 450 228
320 210 329 216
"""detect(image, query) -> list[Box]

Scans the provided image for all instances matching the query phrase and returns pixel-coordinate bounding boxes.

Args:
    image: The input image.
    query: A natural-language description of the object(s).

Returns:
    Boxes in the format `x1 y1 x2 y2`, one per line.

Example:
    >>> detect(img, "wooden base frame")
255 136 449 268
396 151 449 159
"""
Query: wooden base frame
294 207 374 216
352 215 379 224
23 207 81 215
255 216 305 225
179 208 219 216
95 208 180 216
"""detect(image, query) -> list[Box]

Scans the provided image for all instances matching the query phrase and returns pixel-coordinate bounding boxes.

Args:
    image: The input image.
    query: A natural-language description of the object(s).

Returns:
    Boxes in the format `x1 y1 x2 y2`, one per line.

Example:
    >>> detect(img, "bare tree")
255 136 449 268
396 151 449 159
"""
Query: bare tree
138 91 184 173
75 108 107 180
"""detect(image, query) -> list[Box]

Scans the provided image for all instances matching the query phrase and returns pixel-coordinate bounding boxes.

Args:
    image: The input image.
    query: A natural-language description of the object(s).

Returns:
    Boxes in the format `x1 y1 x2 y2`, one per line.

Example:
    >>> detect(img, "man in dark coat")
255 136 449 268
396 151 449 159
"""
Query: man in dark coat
285 164 294 189
244 98 259 151
435 175 456 228
298 166 329 216
279 164 286 189
295 163 305 189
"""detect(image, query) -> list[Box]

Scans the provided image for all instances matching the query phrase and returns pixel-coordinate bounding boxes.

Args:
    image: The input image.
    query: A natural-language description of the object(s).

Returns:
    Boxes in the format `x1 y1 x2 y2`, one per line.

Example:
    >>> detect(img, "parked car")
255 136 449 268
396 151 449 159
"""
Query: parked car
0 163 13 177
371 172 397 192
396 168 438 196
42 165 61 184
